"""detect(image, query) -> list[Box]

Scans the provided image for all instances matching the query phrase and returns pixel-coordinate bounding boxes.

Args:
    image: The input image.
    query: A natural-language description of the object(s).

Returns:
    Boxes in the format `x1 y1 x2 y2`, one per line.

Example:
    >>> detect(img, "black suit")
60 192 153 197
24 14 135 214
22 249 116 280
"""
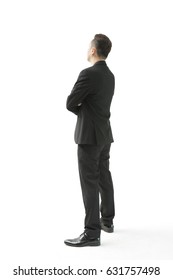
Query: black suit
66 61 115 238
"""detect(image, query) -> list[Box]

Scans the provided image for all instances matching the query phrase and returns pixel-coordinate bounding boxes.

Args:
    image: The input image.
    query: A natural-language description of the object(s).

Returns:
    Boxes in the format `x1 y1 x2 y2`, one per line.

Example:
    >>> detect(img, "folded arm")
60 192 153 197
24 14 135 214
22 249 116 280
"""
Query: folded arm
66 69 90 115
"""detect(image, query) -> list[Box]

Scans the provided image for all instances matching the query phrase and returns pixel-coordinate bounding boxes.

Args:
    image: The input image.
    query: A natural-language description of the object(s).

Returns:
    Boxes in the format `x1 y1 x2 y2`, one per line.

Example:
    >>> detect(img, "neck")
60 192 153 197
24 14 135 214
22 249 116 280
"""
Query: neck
90 57 105 65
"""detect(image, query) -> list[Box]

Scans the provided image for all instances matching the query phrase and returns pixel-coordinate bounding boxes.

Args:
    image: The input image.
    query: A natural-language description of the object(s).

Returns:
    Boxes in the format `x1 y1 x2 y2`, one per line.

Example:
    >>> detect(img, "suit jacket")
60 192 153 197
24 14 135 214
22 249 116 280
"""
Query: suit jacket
66 60 115 145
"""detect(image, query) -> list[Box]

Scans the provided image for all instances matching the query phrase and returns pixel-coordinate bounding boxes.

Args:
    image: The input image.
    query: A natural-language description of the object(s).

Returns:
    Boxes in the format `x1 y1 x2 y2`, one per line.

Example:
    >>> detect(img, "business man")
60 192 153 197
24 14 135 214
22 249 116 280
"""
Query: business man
65 34 115 247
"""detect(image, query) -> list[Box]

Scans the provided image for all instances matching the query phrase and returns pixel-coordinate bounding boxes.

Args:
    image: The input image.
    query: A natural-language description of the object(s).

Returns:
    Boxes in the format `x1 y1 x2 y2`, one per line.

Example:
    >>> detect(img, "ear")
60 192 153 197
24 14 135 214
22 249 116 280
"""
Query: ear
91 47 96 55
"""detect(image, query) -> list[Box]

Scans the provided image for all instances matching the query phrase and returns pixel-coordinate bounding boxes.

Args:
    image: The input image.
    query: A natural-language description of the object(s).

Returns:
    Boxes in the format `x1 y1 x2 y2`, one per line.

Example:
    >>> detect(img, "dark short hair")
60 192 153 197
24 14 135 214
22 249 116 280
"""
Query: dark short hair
91 34 112 59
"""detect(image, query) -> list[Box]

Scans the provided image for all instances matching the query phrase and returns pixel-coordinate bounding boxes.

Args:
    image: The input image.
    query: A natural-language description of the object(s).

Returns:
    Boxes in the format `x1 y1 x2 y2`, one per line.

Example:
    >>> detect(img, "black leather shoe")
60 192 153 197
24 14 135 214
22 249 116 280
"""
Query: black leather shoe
64 232 100 247
100 219 114 233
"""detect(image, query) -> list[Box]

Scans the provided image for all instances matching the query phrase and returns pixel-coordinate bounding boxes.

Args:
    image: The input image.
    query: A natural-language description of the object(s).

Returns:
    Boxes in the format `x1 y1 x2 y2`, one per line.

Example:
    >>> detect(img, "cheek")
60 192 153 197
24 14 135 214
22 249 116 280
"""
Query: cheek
87 50 90 58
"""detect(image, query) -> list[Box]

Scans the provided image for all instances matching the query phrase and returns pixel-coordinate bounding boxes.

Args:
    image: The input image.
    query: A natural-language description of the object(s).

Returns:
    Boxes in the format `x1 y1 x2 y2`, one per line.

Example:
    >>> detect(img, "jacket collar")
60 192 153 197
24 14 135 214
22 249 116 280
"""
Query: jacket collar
93 60 107 66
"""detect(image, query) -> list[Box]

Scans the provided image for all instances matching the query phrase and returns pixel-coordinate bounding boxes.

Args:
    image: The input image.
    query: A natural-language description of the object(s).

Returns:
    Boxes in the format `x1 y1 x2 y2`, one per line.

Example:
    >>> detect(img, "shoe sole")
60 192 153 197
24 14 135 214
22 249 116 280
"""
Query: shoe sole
64 240 100 247
101 224 114 233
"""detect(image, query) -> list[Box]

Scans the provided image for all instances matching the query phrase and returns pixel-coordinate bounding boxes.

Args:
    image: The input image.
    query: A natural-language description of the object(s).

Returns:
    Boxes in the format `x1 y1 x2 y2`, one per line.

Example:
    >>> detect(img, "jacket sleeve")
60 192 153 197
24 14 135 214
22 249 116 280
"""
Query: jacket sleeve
66 69 91 115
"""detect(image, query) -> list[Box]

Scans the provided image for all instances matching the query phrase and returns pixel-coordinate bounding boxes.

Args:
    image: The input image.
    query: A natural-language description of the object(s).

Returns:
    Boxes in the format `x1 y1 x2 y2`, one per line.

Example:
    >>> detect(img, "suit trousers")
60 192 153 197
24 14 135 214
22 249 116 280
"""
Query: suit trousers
77 143 115 238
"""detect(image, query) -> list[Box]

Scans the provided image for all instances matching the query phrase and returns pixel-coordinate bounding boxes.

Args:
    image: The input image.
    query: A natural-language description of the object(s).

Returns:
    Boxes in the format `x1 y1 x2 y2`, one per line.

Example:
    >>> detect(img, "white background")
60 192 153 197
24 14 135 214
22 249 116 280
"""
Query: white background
0 0 173 279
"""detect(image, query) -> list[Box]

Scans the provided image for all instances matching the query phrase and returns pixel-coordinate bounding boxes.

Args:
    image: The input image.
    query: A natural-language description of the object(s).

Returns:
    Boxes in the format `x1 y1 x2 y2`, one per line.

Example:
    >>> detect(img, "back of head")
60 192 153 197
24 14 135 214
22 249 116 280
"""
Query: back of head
91 34 112 59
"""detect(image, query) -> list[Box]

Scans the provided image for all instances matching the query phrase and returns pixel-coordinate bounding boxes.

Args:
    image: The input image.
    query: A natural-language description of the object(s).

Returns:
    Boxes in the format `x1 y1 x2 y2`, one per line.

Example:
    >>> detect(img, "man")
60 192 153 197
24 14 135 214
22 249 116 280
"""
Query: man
65 34 115 247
